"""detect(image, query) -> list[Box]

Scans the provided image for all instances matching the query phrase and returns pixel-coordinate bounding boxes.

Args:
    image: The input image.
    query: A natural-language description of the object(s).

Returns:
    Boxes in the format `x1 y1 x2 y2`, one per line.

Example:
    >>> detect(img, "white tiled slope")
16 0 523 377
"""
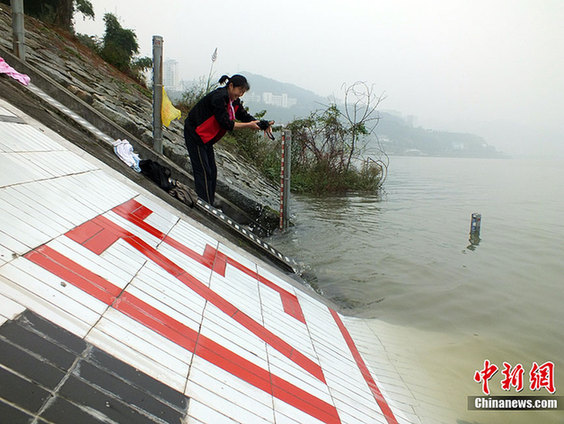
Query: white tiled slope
0 98 424 424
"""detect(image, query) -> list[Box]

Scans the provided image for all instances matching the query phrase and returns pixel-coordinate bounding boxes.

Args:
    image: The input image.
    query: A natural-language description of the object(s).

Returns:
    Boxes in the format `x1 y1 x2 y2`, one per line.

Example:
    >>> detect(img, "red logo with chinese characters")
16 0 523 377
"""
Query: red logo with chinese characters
474 360 556 395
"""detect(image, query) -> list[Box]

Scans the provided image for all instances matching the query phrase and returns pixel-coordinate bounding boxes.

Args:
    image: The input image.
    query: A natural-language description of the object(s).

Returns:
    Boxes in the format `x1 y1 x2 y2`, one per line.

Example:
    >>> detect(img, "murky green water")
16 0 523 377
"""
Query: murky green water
269 156 564 423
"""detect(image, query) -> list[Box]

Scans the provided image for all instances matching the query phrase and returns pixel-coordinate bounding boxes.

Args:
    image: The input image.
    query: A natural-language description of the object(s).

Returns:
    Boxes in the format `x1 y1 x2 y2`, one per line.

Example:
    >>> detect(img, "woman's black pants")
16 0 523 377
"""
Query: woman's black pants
184 127 217 206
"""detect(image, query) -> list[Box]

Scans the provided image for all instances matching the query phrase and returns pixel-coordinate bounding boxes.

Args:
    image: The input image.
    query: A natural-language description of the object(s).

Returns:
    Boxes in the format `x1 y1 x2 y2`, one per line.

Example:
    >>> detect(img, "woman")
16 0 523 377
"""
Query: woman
183 74 272 206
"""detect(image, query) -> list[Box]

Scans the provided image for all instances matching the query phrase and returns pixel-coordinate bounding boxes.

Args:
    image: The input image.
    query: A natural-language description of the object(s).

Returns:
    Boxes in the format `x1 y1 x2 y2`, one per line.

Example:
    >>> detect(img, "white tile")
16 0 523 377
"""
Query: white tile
75 172 137 209
49 172 132 217
266 346 333 404
0 292 26 319
53 174 110 214
209 271 262 321
0 260 106 322
323 370 378 409
0 274 92 337
0 105 16 117
12 180 94 226
135 194 180 233
271 413 303 424
3 186 75 231
20 151 96 177
31 178 103 223
167 219 220 255
218 243 259 271
0 195 61 240
0 190 71 237
189 355 274 409
3 152 55 180
0 316 6 326
186 379 274 424
0 206 52 248
187 399 239 424
100 239 149 278
124 284 203 332
336 408 388 424
187 360 275 422
0 243 14 265
201 302 264 349
0 231 30 256
256 264 300 295
155 243 214 286
133 260 207 313
8 256 110 317
333 397 387 424
272 397 331 424
0 122 63 152
51 238 136 289
0 153 36 186
95 309 192 373
200 309 269 369
86 326 187 393
106 211 164 246
185 417 206 424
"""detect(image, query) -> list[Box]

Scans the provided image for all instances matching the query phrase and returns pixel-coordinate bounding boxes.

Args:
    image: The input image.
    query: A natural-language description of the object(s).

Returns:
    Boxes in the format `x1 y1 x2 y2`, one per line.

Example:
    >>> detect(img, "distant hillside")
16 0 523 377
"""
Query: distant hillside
240 72 330 123
173 72 502 158
373 111 502 158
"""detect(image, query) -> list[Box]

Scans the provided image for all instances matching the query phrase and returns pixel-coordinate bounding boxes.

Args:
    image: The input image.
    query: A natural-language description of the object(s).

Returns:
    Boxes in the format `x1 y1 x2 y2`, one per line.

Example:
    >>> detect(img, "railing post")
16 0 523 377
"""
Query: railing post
152 35 163 154
11 0 26 60
279 129 292 231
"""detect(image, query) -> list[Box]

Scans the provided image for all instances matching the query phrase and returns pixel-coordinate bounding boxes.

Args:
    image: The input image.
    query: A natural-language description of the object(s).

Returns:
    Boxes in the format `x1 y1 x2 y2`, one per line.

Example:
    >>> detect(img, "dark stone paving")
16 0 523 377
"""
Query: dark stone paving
0 310 189 423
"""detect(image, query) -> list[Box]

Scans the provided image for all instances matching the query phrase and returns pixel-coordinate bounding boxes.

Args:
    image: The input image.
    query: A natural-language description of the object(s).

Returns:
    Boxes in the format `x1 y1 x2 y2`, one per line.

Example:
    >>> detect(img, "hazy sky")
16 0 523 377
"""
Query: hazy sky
75 0 564 157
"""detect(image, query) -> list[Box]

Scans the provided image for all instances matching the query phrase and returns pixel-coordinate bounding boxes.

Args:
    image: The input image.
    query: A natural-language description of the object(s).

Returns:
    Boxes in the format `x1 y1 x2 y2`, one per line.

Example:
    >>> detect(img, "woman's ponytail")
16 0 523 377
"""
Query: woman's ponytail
217 74 250 90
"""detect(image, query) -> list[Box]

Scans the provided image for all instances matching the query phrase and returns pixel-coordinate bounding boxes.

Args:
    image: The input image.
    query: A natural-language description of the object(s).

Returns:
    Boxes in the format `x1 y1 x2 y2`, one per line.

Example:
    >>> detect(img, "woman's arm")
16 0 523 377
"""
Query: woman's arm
233 121 260 130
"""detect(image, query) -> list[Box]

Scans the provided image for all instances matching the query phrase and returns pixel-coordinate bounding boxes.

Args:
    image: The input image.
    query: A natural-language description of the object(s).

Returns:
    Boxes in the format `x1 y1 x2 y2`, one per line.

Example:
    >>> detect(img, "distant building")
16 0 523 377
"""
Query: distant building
253 92 297 109
163 59 179 91
245 92 262 103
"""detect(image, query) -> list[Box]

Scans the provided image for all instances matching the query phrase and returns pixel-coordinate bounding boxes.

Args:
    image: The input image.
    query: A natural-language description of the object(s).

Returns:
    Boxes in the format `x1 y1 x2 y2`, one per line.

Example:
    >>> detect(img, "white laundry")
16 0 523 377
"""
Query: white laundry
112 139 141 172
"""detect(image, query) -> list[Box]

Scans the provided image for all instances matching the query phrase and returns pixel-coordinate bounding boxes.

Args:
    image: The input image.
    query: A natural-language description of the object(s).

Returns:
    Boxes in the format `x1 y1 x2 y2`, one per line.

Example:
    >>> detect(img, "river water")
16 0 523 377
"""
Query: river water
269 156 564 423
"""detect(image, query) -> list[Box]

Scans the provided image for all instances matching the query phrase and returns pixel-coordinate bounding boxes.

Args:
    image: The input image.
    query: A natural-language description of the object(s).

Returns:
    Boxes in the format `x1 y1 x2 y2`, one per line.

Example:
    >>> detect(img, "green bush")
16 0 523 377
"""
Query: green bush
176 81 386 194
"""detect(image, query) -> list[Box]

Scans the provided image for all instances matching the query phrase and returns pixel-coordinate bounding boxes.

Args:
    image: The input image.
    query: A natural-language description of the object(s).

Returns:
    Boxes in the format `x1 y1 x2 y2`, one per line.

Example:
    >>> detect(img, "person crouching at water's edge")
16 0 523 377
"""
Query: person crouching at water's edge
183 74 273 206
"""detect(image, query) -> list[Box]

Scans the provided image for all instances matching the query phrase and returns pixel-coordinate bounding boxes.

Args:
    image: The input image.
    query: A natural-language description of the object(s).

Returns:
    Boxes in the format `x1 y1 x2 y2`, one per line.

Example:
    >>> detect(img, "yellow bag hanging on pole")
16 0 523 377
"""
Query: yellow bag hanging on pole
161 87 181 127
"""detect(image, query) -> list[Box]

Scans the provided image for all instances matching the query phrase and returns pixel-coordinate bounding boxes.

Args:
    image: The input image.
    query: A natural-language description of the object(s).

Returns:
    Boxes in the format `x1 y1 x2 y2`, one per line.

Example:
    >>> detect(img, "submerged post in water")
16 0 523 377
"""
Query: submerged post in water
470 213 481 235
469 213 482 248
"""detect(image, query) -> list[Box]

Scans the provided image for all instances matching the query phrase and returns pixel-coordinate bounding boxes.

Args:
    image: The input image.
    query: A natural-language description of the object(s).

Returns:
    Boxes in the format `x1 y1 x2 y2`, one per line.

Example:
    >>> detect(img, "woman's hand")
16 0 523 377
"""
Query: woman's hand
248 120 261 130
235 121 275 139
263 121 275 140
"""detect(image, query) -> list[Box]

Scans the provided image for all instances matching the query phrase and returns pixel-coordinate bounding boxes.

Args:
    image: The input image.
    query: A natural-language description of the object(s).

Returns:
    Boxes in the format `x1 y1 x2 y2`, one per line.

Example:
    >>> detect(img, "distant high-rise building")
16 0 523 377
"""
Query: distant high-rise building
261 92 297 109
163 59 179 90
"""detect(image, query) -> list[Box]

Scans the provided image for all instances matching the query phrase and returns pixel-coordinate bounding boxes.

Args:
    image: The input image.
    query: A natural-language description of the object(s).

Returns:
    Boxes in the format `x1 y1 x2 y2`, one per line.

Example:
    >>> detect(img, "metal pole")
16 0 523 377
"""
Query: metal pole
11 0 26 60
279 129 292 231
152 36 163 154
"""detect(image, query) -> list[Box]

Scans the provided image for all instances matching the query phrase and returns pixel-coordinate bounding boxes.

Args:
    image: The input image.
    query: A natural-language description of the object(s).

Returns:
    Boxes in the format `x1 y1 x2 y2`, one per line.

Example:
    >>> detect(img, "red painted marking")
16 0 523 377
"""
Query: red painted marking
25 245 341 423
330 309 399 424
114 291 199 352
65 219 121 255
65 213 324 383
257 274 305 323
113 198 306 324
25 246 121 305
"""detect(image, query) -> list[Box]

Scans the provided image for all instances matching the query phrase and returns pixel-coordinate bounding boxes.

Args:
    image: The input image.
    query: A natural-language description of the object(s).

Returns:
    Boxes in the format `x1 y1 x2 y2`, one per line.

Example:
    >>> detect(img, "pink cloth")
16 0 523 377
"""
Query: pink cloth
0 57 31 86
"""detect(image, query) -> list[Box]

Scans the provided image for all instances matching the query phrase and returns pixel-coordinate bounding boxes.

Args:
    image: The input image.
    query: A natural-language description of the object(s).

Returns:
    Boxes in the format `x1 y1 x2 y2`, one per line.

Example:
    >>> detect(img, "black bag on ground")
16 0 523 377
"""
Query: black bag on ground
139 160 174 191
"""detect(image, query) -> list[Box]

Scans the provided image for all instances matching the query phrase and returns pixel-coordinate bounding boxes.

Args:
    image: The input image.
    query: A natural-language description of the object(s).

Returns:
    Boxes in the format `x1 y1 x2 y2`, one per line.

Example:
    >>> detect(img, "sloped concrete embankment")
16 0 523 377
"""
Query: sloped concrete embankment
0 5 280 233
